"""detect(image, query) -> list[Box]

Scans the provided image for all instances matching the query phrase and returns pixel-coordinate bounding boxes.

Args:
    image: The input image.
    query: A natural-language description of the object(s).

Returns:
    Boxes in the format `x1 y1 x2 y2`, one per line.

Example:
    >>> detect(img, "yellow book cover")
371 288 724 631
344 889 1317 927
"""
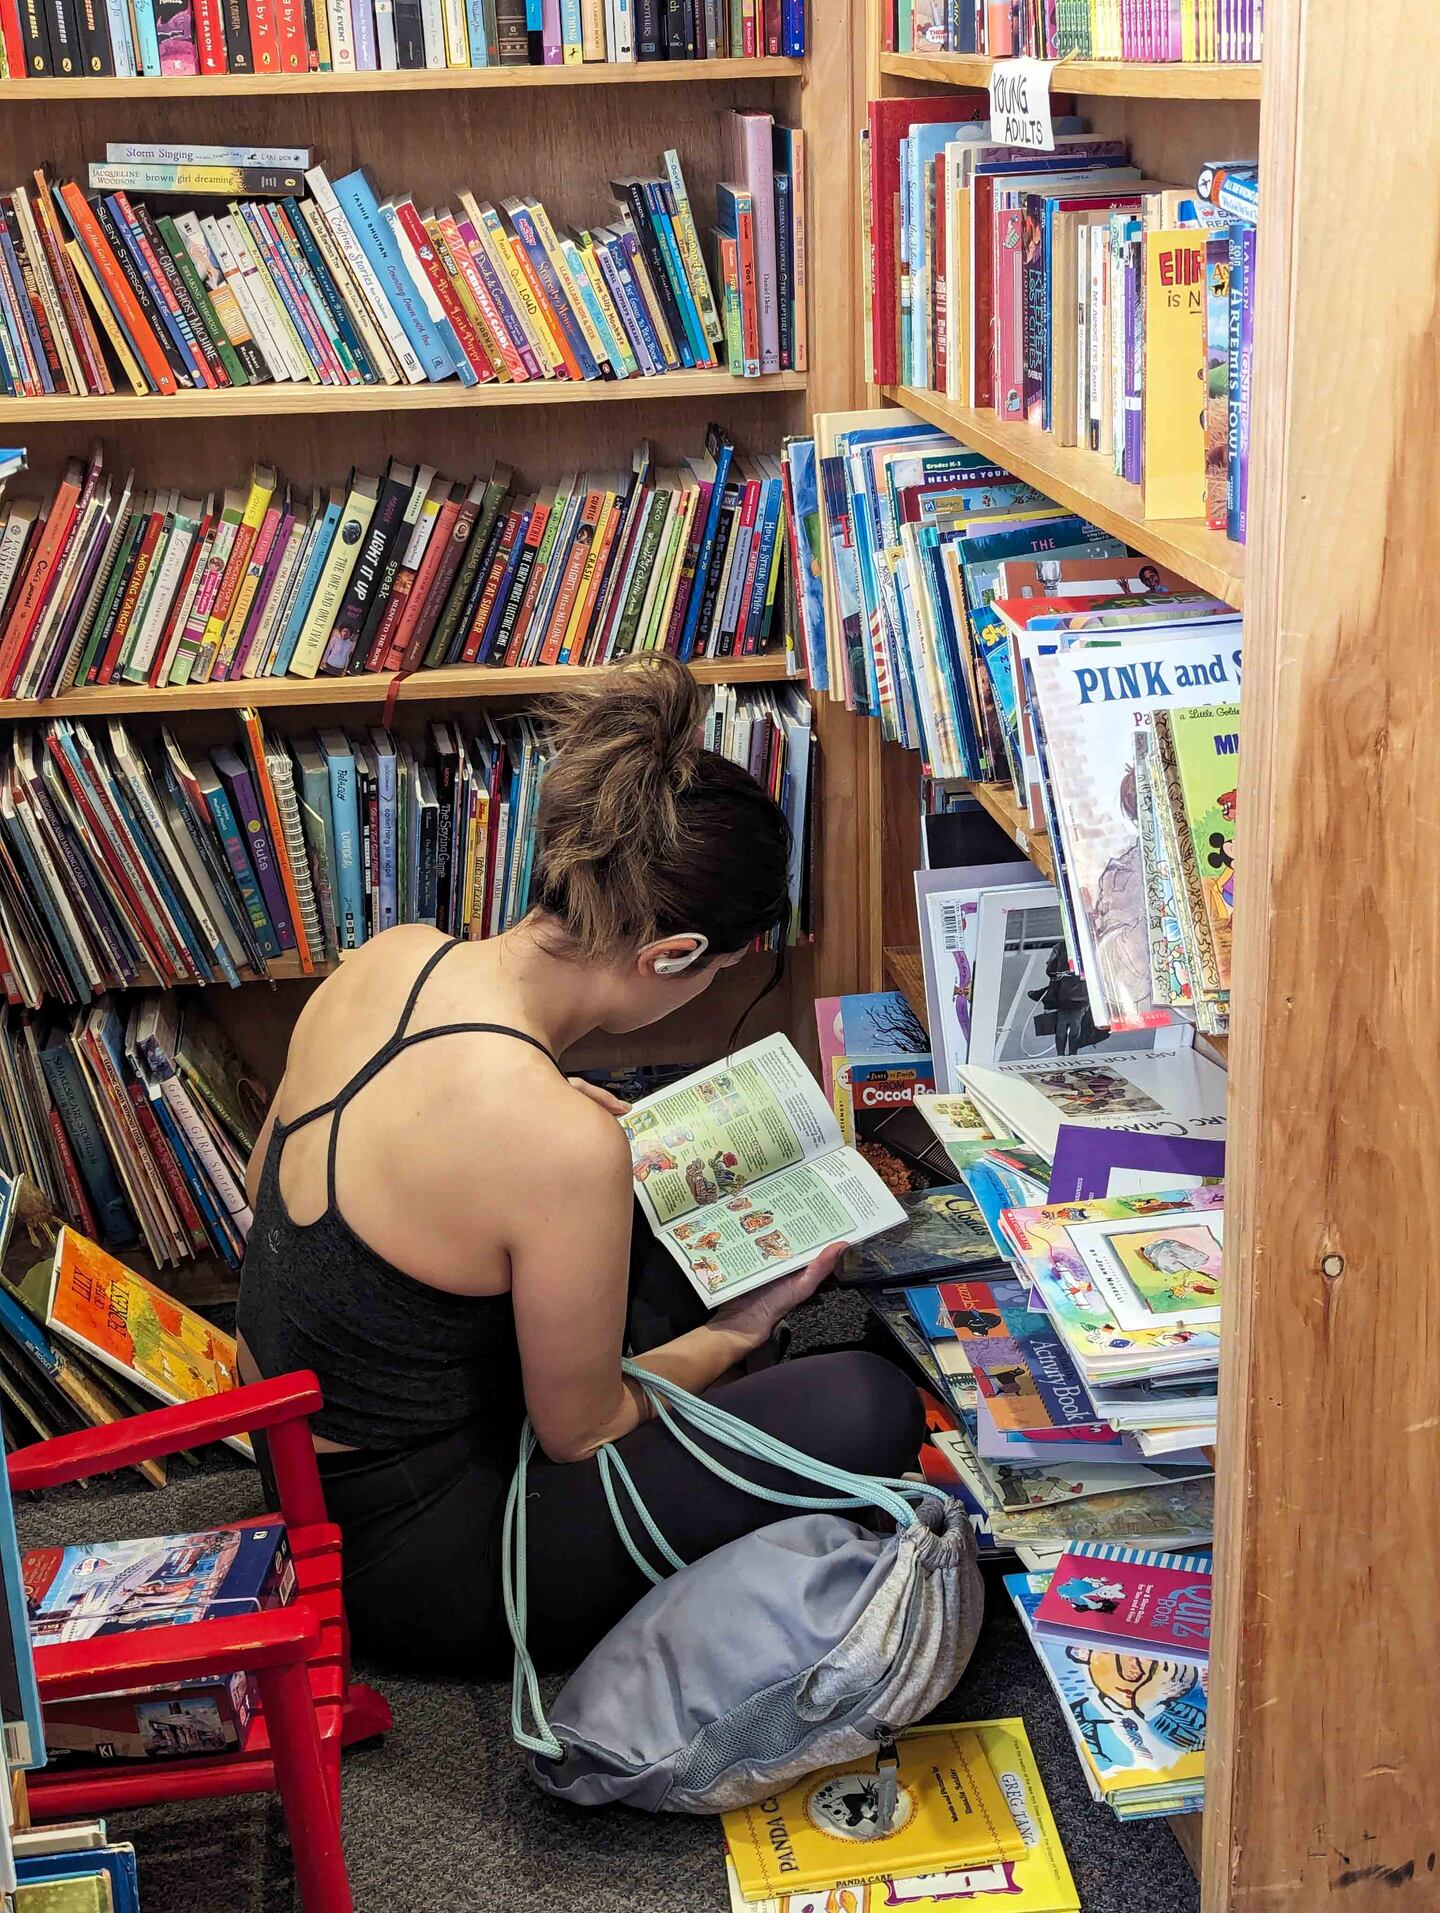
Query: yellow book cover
45 1228 251 1457
723 1726 1023 1901
1142 229 1206 522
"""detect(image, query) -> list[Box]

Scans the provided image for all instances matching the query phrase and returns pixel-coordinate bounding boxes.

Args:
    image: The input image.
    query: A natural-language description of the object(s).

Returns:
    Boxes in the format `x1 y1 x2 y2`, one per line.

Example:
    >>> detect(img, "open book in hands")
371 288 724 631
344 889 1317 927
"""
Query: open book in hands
624 1034 908 1307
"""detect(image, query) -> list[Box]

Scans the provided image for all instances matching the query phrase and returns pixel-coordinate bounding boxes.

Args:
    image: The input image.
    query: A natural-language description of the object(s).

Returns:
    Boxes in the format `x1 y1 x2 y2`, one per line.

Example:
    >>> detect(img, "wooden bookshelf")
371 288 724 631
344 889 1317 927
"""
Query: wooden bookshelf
879 51 1260 98
0 370 807 426
882 945 926 1023
0 57 803 102
964 781 1057 881
882 385 1246 610
0 656 791 721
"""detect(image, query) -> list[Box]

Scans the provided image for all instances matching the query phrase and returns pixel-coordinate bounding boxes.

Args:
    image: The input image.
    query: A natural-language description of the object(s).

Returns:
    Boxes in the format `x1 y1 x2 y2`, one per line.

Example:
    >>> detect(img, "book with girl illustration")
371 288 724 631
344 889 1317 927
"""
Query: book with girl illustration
624 1035 907 1305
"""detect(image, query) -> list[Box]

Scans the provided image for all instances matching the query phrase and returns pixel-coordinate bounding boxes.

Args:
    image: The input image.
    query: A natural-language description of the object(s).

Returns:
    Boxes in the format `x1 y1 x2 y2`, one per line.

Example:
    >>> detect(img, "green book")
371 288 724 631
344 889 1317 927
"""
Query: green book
158 216 249 389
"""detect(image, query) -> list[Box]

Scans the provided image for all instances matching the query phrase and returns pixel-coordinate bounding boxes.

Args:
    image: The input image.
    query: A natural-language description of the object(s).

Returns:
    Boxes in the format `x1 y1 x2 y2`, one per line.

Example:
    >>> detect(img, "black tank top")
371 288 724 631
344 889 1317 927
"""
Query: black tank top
237 939 560 1452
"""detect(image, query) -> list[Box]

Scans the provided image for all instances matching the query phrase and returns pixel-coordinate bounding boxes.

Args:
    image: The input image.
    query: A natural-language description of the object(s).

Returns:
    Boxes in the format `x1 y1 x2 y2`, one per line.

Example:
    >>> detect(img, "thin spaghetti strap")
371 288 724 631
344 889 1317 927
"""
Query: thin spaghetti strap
392 937 462 1041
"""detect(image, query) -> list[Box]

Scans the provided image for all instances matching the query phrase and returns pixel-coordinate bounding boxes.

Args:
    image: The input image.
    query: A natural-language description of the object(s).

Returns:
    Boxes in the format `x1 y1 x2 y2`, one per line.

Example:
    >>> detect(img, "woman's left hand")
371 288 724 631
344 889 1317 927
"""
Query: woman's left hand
568 1077 632 1118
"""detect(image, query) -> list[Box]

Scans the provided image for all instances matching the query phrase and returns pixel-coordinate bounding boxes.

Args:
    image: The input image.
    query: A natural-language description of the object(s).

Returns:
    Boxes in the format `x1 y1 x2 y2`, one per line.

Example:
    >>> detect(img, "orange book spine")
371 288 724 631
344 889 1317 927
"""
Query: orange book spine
503 225 581 381
239 709 314 974
0 468 83 696
385 489 461 671
537 488 603 667
58 182 177 397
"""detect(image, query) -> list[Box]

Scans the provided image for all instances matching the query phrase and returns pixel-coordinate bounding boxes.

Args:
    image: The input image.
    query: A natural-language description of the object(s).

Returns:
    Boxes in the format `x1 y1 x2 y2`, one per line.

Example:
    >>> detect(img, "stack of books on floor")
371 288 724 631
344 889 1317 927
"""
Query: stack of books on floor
0 122 805 396
0 431 797 696
721 1717 1080 1912
886 0 1261 60
0 1170 247 1437
0 0 805 80
857 94 1257 536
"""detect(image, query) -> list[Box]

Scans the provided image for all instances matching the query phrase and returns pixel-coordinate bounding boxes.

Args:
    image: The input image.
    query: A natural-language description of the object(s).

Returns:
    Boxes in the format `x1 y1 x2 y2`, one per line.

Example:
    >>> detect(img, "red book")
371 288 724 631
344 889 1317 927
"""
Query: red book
0 0 25 79
123 1078 209 1254
95 498 166 686
366 480 445 671
392 199 494 383
386 484 462 672
865 95 988 387
732 193 760 376
570 493 625 666
58 183 177 396
247 0 282 70
537 486 603 667
0 461 84 696
29 174 108 396
662 479 712 657
460 505 522 665
496 495 553 667
1033 1550 1212 1665
193 0 228 68
396 481 478 675
45 1108 100 1240
113 191 218 392
275 0 307 69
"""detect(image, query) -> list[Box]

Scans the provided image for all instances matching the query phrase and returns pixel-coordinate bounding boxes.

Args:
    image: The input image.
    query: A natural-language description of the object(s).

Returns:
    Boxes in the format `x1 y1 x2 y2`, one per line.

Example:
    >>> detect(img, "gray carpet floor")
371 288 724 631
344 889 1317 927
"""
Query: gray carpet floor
14 1292 1201 1913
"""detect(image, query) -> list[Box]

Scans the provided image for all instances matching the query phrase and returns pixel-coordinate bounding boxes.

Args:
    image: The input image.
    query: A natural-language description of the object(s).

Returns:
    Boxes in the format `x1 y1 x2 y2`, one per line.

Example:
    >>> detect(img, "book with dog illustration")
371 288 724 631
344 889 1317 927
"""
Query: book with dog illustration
1033 1549 1211 1664
625 1034 907 1306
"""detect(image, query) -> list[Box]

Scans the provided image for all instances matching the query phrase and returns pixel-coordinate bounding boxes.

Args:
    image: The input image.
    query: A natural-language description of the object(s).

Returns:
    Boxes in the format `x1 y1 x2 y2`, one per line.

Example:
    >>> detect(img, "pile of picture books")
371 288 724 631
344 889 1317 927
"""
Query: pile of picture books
0 123 806 397
0 433 799 697
722 1716 1080 1912
0 0 805 80
0 988 264 1269
0 687 811 1011
886 0 1261 60
0 1175 244 1464
858 96 1257 538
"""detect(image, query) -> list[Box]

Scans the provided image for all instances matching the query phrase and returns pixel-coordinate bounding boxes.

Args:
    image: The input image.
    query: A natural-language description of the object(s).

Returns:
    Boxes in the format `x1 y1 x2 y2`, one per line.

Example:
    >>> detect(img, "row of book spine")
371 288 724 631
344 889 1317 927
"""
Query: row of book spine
0 428 797 700
0 681 813 1007
887 0 1260 60
0 0 803 79
0 126 803 400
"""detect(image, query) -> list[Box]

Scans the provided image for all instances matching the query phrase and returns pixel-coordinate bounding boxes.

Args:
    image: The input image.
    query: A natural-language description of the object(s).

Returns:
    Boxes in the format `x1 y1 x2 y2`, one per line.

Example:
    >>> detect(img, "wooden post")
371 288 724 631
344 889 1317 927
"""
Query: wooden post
1206 0 1440 1904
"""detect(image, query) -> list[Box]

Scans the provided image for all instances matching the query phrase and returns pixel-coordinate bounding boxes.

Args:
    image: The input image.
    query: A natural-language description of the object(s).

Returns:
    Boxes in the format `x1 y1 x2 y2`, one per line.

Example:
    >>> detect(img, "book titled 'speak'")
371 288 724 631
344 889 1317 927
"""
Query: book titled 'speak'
722 1725 1024 1900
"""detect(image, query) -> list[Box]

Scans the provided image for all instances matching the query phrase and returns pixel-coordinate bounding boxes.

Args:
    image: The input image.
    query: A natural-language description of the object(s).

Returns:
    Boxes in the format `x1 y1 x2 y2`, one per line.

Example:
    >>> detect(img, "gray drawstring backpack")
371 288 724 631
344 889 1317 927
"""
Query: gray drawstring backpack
505 1359 983 1816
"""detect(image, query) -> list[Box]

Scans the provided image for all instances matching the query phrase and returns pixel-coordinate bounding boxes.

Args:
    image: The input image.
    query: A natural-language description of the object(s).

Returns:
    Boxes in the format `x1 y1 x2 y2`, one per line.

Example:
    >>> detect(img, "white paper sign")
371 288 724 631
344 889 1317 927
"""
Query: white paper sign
988 57 1059 152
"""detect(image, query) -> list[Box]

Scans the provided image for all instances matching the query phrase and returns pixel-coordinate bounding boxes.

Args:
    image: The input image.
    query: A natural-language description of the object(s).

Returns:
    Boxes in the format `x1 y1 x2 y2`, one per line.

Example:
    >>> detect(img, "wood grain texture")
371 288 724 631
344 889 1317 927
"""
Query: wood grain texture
0 58 802 100
880 52 1260 98
882 945 926 1025
1204 0 1440 1904
881 385 1246 607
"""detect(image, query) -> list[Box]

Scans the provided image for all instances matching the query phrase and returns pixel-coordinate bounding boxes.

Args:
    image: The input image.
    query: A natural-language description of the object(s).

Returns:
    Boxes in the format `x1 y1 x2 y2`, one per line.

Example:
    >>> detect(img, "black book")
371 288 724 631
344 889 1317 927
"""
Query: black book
609 179 688 363
73 0 114 73
354 476 425 670
219 0 252 69
394 0 425 65
774 171 793 371
492 498 540 665
40 0 80 71
429 724 458 933
438 491 511 667
133 202 229 388
663 0 686 55
91 197 193 389
325 461 413 675
635 0 661 57
16 0 52 73
695 480 742 653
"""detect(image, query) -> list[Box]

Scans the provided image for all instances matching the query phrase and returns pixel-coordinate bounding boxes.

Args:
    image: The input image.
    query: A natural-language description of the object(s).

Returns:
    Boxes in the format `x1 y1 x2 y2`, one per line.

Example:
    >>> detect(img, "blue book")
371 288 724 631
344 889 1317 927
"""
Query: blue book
274 494 342 676
131 0 160 70
740 473 784 650
38 1032 137 1249
505 200 597 381
562 238 628 378
559 0 582 54
17 1848 139 1913
645 181 709 368
141 1079 240 1267
464 0 490 62
196 757 281 959
785 438 827 692
102 195 205 387
679 434 734 660
319 729 365 949
476 506 532 662
524 0 542 28
595 230 662 377
370 728 398 931
0 1398 43 1773
0 224 51 393
281 198 376 383
212 745 294 953
102 0 136 71
378 202 476 387
331 169 452 383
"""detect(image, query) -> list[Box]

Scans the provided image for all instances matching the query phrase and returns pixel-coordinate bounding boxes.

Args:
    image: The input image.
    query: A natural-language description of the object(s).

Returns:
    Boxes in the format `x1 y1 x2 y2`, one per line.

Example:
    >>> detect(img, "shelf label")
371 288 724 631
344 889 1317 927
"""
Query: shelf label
988 58 1059 152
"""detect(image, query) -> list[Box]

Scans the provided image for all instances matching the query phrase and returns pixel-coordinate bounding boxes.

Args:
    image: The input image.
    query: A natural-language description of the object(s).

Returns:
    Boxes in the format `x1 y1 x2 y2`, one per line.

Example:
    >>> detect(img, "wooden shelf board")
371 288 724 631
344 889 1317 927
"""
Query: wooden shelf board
2 369 806 426
0 655 791 720
880 51 1260 99
0 56 802 102
882 386 1246 609
882 945 927 1027
963 780 1056 880
1169 1811 1204 1878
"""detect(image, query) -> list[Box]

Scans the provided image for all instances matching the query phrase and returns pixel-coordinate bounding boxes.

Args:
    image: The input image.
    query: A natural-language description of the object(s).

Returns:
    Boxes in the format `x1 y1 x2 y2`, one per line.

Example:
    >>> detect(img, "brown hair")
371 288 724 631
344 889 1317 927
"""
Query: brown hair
533 655 791 962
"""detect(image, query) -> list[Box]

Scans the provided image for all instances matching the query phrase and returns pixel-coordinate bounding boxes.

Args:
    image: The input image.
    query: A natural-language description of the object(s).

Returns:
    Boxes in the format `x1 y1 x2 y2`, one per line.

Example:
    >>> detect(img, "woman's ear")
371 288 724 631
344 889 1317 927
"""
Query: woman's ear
639 935 710 978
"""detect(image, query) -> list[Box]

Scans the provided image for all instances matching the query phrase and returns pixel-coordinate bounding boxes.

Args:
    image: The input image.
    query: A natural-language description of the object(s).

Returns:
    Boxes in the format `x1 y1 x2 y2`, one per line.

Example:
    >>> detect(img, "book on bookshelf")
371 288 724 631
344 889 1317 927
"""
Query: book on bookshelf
0 133 804 395
0 0 804 76
0 429 799 698
885 0 1261 61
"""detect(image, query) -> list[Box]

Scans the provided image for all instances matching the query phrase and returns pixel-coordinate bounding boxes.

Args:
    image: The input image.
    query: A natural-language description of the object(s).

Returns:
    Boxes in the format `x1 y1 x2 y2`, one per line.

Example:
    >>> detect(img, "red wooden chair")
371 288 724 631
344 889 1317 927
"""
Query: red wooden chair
7 1371 393 1913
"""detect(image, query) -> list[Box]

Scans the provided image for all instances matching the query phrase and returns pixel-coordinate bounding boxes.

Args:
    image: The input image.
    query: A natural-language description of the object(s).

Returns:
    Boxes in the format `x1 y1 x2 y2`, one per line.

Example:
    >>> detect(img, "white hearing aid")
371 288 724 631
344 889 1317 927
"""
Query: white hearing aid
652 935 710 976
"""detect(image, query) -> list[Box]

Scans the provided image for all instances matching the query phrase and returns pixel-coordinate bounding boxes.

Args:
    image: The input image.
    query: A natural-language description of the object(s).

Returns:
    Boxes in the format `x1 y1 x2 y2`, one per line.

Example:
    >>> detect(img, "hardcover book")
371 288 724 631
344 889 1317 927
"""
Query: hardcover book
1032 1548 1211 1664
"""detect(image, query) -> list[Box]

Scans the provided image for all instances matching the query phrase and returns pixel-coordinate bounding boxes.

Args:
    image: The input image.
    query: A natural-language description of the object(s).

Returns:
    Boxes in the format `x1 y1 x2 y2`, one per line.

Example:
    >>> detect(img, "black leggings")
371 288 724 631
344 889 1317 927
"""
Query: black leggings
293 1237 924 1676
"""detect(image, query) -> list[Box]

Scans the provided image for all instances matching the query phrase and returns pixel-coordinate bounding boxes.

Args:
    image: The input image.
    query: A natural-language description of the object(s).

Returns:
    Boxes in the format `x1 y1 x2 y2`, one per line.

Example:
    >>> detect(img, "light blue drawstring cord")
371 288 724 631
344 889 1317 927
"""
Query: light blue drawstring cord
506 1358 932 1760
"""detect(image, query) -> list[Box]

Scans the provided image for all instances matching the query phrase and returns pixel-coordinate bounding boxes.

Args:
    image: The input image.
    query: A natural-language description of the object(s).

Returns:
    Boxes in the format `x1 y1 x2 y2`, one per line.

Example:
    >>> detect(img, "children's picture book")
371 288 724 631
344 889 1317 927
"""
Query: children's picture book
23 1525 293 1643
625 1035 907 1305
914 862 1043 1089
911 1093 1013 1170
44 1230 250 1456
0 1398 44 1775
957 1049 1228 1162
723 1717 1079 1912
1154 703 1238 995
1047 1127 1226 1201
814 991 934 1148
1034 1549 1211 1665
722 1721 1023 1900
1065 1211 1225 1330
989 1474 1214 1550
838 1183 1009 1287
905 1276 1110 1436
1006 1571 1207 1818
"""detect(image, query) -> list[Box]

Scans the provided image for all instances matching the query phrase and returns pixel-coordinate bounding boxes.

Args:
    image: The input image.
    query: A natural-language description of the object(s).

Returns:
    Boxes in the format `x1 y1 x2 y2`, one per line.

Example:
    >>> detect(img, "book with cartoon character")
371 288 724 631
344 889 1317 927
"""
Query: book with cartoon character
624 1035 907 1307
1033 1548 1211 1664
957 1048 1227 1163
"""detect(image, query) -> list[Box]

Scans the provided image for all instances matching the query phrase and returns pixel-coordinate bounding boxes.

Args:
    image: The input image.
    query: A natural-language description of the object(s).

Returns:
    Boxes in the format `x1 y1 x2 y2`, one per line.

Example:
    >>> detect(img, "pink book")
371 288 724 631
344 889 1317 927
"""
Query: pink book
217 505 283 679
542 0 562 62
729 111 780 376
992 203 1025 421
1033 1551 1211 1664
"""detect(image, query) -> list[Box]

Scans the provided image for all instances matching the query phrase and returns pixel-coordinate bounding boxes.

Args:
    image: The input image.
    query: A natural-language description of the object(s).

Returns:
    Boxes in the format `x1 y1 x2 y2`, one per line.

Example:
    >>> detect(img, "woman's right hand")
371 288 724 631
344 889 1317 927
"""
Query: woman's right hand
710 1242 847 1353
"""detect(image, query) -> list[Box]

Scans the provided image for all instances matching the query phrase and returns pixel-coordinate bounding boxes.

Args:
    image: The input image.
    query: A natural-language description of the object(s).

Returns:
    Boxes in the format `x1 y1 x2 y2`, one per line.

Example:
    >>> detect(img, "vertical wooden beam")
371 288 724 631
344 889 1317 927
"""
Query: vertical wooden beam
1206 0 1440 1904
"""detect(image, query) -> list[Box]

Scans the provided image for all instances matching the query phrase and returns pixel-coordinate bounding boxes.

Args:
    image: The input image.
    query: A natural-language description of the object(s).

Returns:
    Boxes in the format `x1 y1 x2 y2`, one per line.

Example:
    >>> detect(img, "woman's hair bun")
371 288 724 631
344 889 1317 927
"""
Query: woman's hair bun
535 655 707 958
